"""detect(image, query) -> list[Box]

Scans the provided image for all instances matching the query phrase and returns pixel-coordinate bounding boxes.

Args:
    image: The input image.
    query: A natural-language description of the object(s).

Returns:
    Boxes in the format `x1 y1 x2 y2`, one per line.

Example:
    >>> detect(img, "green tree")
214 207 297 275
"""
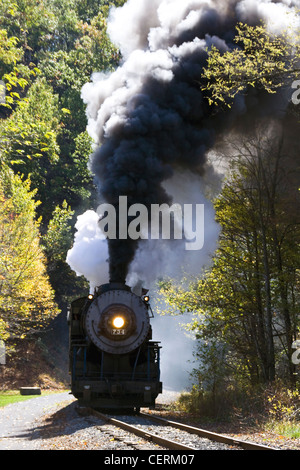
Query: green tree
0 29 23 74
202 22 300 107
42 200 89 307
43 200 74 265
0 0 123 219
0 0 126 318
160 124 300 386
0 77 63 217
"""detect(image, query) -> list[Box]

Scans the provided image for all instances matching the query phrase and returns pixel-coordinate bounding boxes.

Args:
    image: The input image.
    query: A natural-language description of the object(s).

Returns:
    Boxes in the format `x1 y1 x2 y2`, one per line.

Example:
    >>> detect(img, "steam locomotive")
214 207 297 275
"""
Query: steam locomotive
68 282 162 411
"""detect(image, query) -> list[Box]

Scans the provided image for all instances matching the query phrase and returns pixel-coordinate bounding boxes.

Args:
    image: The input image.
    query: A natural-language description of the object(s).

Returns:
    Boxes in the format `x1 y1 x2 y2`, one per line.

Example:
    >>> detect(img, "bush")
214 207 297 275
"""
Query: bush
175 381 300 424
175 384 263 420
265 383 300 422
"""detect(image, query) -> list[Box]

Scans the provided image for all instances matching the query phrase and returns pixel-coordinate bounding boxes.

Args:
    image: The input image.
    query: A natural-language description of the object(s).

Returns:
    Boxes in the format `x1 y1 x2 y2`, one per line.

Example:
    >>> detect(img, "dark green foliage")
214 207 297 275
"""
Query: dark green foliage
0 0 125 320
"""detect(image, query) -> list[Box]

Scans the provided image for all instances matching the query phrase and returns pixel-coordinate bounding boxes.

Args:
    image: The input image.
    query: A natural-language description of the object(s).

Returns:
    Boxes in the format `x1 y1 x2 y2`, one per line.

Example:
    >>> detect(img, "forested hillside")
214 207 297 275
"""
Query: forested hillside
0 0 125 354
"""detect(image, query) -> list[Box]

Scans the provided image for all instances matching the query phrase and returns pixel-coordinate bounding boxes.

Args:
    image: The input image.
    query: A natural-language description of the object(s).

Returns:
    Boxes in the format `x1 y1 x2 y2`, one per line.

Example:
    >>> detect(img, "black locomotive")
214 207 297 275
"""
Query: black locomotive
68 282 162 411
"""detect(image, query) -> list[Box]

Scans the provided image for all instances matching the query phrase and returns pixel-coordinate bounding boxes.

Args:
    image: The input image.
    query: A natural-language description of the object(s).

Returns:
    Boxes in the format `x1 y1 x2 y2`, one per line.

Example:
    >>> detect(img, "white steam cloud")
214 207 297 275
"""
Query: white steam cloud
66 211 109 293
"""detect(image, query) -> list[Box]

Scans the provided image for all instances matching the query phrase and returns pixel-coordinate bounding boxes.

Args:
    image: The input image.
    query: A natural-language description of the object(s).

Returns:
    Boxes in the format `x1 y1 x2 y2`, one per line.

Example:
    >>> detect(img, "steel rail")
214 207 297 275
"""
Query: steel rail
139 411 277 451
89 409 198 450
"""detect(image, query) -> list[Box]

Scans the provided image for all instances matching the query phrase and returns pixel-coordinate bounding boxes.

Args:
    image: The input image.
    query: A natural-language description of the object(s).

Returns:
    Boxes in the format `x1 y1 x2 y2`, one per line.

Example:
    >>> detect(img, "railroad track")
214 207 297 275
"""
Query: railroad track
139 411 276 450
86 407 277 451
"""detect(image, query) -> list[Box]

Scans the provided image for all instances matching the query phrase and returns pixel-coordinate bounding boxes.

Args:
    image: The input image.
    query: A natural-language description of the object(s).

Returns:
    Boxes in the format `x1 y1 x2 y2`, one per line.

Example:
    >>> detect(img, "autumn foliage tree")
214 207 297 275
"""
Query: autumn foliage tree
0 1 126 347
202 22 300 108
0 167 58 346
160 123 300 388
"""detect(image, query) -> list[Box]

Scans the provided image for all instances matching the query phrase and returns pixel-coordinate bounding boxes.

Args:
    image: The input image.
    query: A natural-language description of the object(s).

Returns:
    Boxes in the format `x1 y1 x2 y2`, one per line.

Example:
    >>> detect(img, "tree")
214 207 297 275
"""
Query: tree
0 77 63 218
202 22 300 107
42 200 89 307
0 0 129 355
0 0 124 224
160 123 300 386
0 167 58 345
43 201 74 265
0 29 23 75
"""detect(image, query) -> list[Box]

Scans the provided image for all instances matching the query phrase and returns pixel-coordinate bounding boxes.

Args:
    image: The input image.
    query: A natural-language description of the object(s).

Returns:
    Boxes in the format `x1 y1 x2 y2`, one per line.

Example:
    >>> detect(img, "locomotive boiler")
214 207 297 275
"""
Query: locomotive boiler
68 282 162 411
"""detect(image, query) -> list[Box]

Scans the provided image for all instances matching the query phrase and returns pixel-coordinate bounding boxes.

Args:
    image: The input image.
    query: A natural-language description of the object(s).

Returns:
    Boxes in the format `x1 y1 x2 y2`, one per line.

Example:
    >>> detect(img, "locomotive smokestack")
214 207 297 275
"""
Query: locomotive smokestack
108 238 133 284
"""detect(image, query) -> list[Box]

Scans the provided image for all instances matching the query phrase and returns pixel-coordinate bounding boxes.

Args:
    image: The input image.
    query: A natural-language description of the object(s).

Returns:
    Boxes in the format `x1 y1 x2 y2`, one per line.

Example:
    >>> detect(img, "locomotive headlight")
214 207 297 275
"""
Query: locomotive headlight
112 316 125 329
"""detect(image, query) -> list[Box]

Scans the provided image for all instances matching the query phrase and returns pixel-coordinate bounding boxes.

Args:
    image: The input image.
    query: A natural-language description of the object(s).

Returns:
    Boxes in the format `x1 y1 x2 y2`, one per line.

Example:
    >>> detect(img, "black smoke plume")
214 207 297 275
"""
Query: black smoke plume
82 0 299 284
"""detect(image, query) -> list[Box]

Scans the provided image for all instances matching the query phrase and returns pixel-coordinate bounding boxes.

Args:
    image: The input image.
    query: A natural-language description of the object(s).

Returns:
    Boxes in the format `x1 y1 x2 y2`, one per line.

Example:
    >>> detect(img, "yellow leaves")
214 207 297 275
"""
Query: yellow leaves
0 169 58 340
202 22 297 107
44 131 55 139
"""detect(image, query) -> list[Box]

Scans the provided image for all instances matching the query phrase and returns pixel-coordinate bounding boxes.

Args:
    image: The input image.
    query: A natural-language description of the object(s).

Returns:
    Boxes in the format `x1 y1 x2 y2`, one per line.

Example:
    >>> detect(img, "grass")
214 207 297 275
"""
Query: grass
0 389 67 408
267 420 300 439
0 390 40 408
173 386 300 441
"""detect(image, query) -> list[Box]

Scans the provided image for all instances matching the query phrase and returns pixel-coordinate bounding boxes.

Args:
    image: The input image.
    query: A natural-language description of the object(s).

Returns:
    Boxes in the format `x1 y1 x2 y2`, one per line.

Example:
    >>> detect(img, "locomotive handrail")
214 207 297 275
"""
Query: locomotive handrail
131 346 142 380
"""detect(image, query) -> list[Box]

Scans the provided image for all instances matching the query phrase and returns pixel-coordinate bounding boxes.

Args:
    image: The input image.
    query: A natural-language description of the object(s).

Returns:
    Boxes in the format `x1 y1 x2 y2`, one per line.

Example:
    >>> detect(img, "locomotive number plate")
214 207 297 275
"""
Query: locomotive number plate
111 329 125 335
